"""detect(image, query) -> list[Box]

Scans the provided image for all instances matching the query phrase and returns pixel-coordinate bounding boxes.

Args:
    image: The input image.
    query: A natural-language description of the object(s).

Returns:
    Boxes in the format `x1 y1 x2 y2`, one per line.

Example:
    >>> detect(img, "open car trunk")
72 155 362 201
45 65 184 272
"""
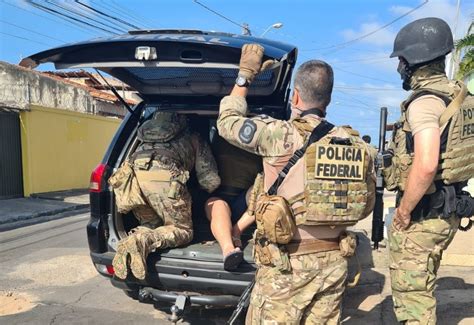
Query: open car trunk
24 30 298 302
106 107 259 296
21 29 297 110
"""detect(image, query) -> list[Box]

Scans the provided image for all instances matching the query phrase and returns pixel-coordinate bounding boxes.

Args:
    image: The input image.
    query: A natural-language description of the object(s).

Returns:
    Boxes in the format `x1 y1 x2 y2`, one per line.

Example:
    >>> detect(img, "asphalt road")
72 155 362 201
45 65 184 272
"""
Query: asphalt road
0 212 235 325
1 212 472 325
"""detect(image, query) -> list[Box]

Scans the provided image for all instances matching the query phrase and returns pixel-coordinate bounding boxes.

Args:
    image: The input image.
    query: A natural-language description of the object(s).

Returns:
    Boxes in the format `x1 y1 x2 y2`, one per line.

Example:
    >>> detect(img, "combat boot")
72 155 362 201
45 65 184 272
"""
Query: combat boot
126 233 148 280
112 241 130 280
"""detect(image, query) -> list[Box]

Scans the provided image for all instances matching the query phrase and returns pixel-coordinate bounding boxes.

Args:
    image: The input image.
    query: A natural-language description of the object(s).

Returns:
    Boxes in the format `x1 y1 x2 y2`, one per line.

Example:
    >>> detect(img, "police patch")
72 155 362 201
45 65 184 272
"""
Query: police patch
239 119 257 144
461 105 474 139
314 144 365 180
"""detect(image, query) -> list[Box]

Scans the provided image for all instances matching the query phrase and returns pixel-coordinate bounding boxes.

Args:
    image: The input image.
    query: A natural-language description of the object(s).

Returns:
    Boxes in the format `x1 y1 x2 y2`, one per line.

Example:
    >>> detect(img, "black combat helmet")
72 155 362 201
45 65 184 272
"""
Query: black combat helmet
390 17 454 66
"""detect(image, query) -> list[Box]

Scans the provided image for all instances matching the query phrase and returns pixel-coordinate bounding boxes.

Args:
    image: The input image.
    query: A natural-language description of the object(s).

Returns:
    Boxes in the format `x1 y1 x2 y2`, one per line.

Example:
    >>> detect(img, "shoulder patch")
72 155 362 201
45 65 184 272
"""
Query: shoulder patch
239 119 257 144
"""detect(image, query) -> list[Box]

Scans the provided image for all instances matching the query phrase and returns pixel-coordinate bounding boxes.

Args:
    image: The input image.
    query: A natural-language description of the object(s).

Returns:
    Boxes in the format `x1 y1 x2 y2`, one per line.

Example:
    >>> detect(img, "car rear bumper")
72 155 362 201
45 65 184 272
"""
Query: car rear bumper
90 251 255 306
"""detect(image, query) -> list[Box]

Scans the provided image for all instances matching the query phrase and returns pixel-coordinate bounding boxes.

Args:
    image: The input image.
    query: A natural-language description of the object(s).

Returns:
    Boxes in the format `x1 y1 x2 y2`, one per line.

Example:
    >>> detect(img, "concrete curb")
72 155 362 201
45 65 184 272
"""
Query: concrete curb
0 205 89 232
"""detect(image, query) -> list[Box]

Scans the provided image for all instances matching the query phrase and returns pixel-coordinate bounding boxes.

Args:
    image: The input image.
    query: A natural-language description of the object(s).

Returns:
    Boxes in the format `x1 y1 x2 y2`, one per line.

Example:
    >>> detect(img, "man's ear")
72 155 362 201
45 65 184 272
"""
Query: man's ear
292 88 300 106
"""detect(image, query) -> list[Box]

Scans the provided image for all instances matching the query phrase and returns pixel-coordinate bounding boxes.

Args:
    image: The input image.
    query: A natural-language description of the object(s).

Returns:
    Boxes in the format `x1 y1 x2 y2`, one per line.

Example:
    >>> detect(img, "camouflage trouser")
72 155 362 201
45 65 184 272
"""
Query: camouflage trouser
246 250 347 325
113 169 193 280
388 216 459 325
134 167 193 249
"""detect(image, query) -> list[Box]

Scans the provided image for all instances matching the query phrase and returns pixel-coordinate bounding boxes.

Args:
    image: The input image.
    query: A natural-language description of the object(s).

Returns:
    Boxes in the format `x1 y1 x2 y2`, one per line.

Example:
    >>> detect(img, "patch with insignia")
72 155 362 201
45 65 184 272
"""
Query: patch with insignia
239 119 257 144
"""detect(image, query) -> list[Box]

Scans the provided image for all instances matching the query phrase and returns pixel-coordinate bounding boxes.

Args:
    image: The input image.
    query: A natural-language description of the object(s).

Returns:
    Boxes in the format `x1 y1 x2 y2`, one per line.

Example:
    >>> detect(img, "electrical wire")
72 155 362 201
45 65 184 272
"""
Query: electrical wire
109 0 158 29
74 0 141 30
26 0 119 35
43 0 127 33
0 18 67 43
89 0 150 29
1 0 98 35
0 31 52 46
192 0 248 31
333 66 396 84
302 0 429 52
334 86 402 91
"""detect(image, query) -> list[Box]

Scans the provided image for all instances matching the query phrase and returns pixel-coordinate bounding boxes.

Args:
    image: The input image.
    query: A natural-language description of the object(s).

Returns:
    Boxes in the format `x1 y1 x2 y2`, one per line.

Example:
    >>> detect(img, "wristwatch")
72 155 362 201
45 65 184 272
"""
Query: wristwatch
235 74 250 87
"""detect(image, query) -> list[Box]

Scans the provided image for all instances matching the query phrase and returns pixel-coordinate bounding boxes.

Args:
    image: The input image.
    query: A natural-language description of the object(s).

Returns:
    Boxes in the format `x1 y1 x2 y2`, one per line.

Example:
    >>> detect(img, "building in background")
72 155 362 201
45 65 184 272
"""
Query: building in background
0 61 137 199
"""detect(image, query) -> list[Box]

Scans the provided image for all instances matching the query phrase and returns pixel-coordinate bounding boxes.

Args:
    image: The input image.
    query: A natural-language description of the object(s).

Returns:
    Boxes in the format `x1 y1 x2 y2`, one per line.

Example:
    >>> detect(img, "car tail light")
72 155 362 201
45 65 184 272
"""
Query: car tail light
90 163 107 192
95 263 114 276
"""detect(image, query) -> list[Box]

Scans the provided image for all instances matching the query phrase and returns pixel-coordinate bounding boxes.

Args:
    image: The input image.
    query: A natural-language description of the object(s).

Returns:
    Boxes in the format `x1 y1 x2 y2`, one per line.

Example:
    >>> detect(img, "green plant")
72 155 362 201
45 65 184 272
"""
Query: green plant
456 22 474 80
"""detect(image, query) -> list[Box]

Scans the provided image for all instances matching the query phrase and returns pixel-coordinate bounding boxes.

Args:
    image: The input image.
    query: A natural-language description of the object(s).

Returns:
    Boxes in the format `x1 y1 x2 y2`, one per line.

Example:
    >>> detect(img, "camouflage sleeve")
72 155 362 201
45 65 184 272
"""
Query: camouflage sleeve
192 134 221 193
217 95 294 157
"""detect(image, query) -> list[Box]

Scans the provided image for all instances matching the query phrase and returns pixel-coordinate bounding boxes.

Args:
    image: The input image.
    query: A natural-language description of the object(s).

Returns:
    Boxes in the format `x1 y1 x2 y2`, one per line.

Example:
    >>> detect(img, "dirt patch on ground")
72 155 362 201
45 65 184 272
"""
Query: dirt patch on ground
0 291 37 316
9 255 97 287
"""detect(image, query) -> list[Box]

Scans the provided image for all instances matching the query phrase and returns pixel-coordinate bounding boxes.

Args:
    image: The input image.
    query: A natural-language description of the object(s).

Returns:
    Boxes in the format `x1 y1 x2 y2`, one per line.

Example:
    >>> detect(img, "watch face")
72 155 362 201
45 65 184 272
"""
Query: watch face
236 76 247 86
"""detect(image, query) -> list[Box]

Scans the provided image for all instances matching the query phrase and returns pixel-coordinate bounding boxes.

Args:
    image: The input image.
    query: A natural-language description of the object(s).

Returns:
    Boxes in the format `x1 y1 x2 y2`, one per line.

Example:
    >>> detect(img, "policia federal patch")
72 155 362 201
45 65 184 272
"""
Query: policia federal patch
314 144 365 180
239 119 257 144
461 105 474 139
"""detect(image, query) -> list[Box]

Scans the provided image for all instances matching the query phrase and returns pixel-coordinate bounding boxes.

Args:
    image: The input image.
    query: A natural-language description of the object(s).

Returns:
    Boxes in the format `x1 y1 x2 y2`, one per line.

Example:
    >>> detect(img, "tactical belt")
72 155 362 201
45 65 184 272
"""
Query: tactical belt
286 238 340 256
397 184 463 221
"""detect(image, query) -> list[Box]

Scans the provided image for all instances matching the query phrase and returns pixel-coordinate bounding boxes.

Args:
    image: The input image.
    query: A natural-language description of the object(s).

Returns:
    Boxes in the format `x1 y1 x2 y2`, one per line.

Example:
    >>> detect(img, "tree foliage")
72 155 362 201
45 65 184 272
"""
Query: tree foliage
456 22 473 80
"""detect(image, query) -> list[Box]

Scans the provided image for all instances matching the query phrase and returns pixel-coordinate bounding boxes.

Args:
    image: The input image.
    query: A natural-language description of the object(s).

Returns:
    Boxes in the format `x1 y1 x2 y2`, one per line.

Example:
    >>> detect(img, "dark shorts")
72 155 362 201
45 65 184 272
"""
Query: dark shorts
214 190 248 224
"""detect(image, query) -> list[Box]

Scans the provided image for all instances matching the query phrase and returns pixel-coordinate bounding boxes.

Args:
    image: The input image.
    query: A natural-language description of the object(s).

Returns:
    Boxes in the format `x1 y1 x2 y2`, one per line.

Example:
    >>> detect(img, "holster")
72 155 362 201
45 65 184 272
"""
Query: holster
253 235 292 272
397 184 472 221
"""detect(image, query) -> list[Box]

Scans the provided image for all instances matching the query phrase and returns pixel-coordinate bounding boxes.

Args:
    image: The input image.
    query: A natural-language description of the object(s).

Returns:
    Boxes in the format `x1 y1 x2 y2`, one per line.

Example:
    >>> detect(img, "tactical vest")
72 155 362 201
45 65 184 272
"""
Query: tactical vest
212 136 262 194
132 116 193 175
384 81 472 191
283 119 376 226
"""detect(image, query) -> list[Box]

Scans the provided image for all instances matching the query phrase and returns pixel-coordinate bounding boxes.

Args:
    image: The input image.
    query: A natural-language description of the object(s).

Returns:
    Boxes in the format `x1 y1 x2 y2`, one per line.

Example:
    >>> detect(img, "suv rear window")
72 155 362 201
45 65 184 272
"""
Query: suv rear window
125 67 274 87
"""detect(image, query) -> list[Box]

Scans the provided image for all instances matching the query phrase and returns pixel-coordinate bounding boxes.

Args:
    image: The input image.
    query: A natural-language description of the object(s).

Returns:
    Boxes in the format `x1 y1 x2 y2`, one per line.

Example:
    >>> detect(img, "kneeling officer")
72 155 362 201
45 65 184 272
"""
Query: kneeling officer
109 111 221 280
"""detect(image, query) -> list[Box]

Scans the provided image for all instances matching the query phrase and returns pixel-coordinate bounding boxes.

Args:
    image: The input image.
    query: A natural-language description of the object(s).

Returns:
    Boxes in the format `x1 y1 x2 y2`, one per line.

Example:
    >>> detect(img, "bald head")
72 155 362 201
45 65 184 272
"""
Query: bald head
294 60 334 109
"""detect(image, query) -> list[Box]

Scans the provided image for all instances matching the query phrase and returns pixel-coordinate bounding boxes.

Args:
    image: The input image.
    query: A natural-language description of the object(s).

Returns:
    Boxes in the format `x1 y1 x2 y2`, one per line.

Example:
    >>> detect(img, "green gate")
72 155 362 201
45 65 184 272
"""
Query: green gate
0 111 23 199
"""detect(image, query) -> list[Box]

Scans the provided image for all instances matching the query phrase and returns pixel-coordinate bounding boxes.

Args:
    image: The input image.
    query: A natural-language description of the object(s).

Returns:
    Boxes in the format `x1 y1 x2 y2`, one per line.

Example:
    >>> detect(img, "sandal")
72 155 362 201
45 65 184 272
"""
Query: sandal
223 248 243 271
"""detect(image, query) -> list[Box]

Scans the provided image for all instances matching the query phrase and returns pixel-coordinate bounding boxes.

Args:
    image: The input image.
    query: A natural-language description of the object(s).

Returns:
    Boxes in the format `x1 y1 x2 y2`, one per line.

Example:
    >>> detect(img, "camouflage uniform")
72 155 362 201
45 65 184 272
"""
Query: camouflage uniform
218 96 347 324
388 64 462 324
246 251 347 324
388 217 459 324
112 112 220 280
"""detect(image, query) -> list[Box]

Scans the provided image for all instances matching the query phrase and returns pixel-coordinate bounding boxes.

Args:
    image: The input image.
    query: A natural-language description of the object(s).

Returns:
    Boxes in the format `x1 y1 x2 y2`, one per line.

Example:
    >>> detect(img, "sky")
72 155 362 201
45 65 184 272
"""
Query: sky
0 0 473 141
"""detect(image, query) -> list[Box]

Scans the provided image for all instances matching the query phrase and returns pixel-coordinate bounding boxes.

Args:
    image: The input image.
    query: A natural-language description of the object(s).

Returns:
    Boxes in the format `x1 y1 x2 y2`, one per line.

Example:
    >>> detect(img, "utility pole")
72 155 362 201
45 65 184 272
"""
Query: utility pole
447 0 461 79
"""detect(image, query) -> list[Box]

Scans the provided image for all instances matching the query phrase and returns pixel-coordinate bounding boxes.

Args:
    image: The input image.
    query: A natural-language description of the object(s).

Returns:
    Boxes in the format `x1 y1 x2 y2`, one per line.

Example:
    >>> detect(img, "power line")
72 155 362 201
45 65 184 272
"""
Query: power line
2 0 98 35
0 31 52 46
109 0 158 29
192 0 247 31
74 0 141 30
43 0 126 33
26 0 119 35
0 18 67 43
331 56 390 64
90 0 149 29
301 0 429 52
333 66 396 84
334 89 375 109
334 86 402 91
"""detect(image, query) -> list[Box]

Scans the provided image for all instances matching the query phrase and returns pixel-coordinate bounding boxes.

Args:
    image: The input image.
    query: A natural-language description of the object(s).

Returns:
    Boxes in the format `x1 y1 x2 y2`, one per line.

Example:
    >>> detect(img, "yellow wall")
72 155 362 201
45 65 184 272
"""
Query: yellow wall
20 106 122 196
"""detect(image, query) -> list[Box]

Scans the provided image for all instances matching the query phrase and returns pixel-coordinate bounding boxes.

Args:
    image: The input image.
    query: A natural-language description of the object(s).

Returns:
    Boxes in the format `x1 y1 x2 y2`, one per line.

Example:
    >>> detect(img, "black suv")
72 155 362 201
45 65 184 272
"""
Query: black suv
23 30 297 311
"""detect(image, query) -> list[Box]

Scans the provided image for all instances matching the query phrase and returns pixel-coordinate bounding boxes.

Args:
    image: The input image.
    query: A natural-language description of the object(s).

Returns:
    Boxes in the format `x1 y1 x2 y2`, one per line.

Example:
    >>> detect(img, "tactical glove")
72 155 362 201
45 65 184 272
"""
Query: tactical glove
239 44 275 83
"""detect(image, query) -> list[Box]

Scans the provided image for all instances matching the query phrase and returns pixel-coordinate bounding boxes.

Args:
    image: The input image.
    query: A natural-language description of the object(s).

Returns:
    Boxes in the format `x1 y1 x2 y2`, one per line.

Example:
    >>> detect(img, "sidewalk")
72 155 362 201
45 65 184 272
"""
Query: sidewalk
0 189 89 231
343 192 474 324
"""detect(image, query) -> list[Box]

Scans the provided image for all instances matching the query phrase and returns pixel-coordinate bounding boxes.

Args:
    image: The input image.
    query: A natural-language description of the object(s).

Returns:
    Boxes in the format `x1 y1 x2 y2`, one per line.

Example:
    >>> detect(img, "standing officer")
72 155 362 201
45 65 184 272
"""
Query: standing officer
218 45 375 324
387 17 472 324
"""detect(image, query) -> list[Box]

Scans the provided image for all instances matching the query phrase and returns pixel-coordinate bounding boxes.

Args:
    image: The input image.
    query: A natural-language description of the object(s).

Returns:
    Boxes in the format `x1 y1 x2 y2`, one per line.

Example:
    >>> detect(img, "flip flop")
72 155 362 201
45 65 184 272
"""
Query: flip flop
223 248 243 271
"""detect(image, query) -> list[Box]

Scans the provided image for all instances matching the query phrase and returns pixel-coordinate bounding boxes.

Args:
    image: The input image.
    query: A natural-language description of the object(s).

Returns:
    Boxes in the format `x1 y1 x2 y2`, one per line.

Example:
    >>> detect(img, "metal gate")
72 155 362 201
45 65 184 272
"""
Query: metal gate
0 111 23 199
